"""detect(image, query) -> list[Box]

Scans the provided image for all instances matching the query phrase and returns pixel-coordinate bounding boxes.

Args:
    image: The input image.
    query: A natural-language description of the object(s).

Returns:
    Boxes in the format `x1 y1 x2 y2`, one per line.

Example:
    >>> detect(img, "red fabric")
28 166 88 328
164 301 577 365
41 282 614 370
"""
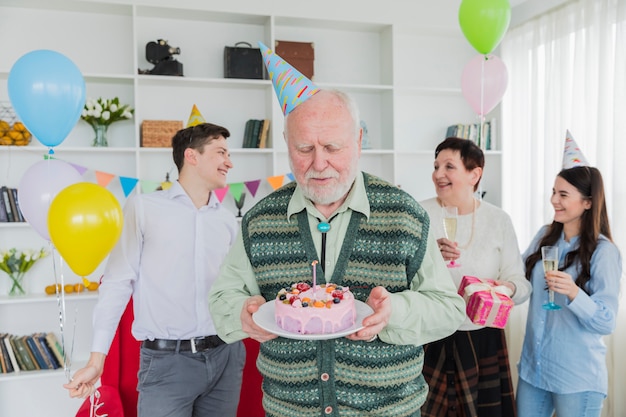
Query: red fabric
100 301 265 417
101 301 140 417
75 385 125 417
238 338 265 417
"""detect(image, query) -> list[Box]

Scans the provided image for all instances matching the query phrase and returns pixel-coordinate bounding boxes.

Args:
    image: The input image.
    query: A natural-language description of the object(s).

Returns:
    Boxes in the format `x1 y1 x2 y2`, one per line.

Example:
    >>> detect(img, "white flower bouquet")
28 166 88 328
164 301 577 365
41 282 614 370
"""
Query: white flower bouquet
81 97 134 128
0 248 48 296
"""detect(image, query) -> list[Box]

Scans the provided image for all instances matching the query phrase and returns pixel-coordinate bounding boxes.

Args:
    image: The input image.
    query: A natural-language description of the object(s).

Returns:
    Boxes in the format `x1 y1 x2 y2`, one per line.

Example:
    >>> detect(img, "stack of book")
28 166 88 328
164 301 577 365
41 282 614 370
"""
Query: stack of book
0 185 25 223
0 332 65 374
242 119 270 149
445 119 497 150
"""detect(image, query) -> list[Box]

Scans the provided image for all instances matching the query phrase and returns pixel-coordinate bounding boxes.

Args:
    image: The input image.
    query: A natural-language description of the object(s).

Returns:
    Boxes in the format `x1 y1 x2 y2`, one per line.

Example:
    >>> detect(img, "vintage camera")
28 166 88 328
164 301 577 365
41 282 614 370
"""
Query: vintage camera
140 39 184 76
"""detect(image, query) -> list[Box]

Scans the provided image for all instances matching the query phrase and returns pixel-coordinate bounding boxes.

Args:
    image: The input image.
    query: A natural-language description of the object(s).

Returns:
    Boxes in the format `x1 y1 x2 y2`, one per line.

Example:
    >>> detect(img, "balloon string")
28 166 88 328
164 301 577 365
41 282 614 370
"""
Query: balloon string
51 246 71 382
90 392 95 417
480 55 486 120
479 56 487 151
69 306 78 378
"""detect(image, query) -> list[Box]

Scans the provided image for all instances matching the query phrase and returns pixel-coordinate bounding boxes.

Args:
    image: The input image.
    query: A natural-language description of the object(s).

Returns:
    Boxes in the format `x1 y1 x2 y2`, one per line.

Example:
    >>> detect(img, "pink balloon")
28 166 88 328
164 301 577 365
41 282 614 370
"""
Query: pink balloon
461 54 508 116
18 159 83 241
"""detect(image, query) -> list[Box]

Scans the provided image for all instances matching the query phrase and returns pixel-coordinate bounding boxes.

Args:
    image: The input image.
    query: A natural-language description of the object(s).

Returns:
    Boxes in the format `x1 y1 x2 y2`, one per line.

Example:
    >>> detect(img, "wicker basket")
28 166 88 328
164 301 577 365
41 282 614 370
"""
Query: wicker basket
0 102 32 146
141 120 183 147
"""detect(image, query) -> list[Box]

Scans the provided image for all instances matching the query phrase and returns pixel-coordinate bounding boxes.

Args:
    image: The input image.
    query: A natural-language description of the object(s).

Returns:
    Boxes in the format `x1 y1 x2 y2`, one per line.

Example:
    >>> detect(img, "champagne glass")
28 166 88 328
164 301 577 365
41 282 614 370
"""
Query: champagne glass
442 206 460 268
541 246 561 310
234 192 246 217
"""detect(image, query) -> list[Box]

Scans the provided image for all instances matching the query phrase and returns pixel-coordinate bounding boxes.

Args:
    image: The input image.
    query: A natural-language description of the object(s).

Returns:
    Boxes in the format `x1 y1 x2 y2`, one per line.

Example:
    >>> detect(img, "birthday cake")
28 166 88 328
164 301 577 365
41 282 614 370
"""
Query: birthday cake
274 282 357 335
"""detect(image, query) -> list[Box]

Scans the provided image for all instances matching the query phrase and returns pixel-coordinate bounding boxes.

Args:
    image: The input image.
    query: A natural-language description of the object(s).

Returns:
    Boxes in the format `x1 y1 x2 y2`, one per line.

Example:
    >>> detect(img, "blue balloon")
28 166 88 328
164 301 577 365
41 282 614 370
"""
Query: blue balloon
8 50 85 148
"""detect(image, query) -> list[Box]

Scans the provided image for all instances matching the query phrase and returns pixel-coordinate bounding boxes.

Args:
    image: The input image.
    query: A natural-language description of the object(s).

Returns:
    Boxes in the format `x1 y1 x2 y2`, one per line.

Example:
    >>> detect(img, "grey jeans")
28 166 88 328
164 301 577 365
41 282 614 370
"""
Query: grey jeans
137 340 245 417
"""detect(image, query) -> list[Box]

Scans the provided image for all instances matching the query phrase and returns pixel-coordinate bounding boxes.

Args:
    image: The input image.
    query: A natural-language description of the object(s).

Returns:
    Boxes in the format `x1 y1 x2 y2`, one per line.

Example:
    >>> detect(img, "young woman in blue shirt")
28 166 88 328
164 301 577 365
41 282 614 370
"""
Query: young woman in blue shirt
517 166 622 417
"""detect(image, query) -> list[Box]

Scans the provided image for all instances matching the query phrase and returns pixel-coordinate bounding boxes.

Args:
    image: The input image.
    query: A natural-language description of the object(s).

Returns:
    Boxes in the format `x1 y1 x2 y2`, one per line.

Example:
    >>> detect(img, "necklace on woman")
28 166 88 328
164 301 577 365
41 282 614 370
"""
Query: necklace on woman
438 198 477 250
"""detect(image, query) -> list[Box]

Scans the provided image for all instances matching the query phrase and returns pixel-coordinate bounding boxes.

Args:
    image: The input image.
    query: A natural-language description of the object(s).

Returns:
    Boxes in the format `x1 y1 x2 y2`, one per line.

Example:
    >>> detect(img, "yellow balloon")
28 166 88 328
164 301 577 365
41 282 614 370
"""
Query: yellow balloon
48 182 123 277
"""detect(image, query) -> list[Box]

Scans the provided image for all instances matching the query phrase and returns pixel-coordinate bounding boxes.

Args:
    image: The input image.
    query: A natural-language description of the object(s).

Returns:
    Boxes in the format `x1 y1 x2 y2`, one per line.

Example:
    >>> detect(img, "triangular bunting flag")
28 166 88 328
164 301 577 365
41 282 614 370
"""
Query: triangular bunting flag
140 180 161 194
286 173 295 182
213 186 229 203
119 176 139 197
245 179 261 197
95 171 115 188
228 182 245 201
267 175 285 191
69 162 89 176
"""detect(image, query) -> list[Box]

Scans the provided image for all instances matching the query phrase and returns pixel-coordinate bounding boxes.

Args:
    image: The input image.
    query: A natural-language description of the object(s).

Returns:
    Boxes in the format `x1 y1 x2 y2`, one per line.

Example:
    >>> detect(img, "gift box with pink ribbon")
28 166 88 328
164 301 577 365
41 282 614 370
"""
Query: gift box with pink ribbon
458 275 514 329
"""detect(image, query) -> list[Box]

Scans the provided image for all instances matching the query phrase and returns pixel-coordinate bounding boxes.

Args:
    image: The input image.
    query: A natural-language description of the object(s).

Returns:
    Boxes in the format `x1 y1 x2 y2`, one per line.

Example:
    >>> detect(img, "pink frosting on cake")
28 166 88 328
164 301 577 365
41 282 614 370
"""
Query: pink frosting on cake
275 283 356 334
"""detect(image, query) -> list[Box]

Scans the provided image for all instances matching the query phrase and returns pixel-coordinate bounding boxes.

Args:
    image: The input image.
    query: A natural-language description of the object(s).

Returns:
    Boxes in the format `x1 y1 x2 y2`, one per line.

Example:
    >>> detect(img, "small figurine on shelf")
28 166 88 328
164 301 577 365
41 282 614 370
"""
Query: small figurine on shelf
360 120 371 150
156 172 173 191
81 97 134 147
234 192 246 217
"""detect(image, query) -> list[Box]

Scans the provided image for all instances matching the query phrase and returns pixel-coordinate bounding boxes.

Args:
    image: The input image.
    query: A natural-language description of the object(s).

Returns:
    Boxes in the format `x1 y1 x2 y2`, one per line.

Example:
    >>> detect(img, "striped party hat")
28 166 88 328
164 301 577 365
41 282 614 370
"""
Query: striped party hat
259 42 319 115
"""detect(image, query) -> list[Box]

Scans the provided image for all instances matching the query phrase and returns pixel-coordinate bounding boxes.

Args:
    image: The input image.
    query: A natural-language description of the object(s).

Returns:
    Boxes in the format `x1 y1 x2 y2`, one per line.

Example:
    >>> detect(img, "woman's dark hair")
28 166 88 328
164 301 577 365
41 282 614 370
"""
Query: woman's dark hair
524 166 612 294
171 123 230 172
435 137 485 191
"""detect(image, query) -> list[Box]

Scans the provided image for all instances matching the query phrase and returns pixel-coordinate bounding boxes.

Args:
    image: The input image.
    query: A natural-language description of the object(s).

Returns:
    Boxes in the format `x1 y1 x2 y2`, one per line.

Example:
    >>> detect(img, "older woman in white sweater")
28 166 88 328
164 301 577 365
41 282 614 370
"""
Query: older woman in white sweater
419 137 531 417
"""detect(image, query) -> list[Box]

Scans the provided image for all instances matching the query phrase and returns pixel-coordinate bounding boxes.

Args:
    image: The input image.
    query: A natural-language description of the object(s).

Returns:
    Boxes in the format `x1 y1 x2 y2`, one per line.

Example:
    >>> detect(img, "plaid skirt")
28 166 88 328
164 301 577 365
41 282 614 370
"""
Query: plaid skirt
421 327 516 417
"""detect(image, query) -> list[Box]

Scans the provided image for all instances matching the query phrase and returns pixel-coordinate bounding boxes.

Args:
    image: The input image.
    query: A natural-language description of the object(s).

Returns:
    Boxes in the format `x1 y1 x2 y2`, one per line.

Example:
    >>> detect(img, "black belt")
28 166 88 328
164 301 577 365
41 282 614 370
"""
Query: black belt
142 335 225 353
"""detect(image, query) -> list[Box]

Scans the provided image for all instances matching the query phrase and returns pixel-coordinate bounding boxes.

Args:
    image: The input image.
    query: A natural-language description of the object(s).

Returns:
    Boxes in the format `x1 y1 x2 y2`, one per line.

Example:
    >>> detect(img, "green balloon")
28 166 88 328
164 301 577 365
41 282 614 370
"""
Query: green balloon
459 0 511 54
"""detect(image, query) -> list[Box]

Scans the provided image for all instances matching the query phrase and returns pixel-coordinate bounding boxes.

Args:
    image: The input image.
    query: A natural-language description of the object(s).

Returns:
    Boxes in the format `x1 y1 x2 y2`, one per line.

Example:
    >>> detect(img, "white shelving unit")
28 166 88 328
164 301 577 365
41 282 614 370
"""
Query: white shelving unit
0 1 502 415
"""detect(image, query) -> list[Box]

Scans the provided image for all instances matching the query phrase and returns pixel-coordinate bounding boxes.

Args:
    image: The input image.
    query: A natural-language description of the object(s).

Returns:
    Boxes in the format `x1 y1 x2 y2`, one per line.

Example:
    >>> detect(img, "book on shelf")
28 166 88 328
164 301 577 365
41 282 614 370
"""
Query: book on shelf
21 336 41 370
45 332 65 367
25 335 50 370
250 119 262 148
0 187 8 222
242 119 270 148
11 336 37 371
0 334 10 373
10 187 25 222
0 185 14 222
1 333 65 372
242 119 254 148
8 336 27 371
258 119 270 149
445 119 496 150
242 119 259 148
2 335 20 374
35 333 61 369
6 187 20 222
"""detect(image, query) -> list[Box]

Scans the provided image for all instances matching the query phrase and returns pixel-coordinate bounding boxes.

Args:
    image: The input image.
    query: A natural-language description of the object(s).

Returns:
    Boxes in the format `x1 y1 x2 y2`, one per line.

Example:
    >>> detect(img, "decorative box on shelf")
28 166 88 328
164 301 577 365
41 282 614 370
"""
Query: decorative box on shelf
140 120 183 147
458 275 513 329
274 40 315 80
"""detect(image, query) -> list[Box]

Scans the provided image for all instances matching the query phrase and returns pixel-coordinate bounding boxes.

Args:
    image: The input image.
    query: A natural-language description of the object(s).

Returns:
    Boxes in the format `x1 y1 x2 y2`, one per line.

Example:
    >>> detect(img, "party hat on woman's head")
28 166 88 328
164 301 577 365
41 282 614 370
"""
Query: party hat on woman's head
259 42 319 115
187 104 206 127
562 130 589 168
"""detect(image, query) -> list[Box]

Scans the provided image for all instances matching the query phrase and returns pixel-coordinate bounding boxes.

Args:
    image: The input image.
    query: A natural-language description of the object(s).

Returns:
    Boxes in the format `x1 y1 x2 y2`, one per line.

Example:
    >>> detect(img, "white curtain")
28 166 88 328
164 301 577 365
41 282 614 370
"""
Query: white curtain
500 0 626 415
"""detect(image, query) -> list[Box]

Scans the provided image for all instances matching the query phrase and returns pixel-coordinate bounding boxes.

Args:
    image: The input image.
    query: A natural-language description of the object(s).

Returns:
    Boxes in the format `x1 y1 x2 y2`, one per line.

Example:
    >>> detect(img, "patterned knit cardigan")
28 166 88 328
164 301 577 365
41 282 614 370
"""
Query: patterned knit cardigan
242 173 430 417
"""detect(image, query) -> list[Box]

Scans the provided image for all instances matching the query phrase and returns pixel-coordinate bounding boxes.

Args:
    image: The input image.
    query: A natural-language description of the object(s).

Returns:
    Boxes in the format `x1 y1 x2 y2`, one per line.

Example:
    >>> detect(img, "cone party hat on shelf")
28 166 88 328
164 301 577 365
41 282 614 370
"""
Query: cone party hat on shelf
562 130 589 169
259 42 319 115
187 104 206 127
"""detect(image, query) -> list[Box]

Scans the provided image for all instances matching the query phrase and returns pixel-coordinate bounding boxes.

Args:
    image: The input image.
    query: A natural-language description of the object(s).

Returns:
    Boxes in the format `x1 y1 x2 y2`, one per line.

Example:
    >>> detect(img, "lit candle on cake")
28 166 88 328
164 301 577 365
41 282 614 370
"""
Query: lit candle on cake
311 260 318 299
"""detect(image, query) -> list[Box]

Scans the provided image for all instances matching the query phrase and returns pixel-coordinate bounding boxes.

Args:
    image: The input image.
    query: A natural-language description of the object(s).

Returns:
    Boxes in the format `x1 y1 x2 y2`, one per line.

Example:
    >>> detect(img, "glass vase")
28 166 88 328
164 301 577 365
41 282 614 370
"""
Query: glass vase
92 124 109 147
8 272 26 296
